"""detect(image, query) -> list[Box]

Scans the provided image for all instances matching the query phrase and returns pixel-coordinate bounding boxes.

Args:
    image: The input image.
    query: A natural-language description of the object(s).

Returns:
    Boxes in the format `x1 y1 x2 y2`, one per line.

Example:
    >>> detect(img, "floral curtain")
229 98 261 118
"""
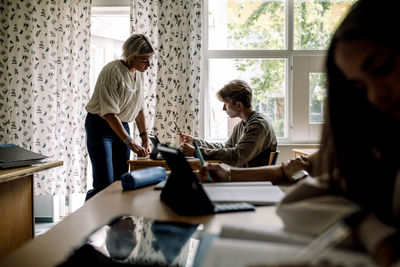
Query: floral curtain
0 0 91 195
130 0 202 146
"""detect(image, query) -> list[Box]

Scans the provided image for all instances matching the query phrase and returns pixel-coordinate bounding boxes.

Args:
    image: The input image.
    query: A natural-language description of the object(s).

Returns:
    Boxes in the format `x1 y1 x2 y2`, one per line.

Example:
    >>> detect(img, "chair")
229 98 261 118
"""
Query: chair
268 151 279 165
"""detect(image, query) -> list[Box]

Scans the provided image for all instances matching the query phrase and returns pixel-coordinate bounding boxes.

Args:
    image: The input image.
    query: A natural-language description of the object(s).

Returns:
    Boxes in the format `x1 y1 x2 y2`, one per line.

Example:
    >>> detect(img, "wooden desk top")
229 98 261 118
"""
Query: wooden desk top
1 181 282 267
292 148 319 157
0 161 63 184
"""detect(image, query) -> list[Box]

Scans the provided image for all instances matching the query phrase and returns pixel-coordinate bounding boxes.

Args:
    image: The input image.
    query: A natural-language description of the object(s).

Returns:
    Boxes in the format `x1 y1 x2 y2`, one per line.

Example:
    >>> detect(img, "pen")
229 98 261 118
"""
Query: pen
193 141 211 182
174 121 182 135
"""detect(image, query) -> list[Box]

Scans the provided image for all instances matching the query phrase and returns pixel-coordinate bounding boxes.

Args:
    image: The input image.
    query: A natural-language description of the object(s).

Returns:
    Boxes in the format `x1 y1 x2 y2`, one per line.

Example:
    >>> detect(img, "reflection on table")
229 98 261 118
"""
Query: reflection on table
0 181 282 267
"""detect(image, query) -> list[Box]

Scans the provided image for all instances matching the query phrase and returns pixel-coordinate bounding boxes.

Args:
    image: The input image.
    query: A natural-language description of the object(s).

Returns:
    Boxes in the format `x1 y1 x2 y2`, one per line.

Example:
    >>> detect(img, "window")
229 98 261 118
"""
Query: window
90 7 130 95
204 0 355 143
88 6 130 189
309 73 327 123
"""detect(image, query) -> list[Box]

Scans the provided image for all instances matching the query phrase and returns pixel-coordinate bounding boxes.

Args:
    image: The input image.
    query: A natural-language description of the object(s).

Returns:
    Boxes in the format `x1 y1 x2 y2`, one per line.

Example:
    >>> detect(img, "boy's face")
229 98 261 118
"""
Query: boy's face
222 100 240 118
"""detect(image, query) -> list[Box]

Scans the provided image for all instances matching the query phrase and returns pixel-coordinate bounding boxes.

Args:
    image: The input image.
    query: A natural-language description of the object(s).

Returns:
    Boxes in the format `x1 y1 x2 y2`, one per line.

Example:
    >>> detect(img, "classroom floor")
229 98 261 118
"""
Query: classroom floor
35 221 60 236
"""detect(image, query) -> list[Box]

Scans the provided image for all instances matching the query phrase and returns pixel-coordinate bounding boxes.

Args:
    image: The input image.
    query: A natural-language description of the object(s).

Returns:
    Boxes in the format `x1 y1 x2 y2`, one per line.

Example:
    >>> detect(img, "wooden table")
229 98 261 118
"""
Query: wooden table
0 161 63 259
292 148 318 158
0 181 282 267
128 157 221 171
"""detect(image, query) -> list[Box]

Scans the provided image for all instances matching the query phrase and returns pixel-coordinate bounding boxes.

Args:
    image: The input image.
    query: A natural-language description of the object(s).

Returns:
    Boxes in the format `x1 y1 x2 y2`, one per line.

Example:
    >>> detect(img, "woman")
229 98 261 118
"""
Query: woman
85 34 155 200
277 0 400 266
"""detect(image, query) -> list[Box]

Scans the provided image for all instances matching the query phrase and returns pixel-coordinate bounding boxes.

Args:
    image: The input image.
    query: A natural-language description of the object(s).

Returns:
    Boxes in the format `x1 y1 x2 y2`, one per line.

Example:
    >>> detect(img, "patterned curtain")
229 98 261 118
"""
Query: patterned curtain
0 0 91 195
130 0 202 146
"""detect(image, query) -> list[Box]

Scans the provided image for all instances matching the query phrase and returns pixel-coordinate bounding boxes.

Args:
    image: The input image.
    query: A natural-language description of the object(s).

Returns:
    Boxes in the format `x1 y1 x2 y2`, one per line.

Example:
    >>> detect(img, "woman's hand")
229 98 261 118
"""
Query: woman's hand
128 141 148 157
181 143 195 156
141 139 151 154
198 163 230 183
179 134 194 144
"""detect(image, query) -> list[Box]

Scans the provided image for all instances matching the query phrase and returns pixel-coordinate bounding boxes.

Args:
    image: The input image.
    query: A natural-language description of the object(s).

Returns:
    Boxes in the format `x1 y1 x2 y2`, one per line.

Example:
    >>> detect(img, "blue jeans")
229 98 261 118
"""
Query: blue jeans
85 113 130 200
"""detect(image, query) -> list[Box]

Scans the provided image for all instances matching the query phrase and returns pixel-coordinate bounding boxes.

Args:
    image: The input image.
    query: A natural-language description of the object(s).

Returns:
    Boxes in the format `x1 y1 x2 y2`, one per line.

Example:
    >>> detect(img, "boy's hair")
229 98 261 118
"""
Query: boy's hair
122 34 155 63
217 79 253 108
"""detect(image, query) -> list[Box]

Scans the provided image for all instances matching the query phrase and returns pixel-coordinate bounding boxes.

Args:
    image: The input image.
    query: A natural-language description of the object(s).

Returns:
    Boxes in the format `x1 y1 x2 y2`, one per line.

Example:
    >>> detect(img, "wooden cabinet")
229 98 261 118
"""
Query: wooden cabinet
0 161 62 259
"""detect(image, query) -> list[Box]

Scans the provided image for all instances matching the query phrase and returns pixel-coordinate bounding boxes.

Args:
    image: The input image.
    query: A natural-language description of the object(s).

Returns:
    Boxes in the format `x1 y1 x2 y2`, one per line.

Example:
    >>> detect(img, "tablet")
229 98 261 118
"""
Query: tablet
158 144 255 216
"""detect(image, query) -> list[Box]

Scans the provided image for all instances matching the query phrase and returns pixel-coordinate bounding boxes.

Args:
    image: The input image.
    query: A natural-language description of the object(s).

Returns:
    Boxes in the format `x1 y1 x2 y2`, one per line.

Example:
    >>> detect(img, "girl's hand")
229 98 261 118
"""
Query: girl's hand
199 163 230 183
181 143 195 156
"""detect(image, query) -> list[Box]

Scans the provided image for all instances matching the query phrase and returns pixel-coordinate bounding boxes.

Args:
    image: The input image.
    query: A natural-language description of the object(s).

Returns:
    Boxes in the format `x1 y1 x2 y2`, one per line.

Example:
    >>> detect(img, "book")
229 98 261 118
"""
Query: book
195 224 378 267
0 144 48 168
202 182 284 205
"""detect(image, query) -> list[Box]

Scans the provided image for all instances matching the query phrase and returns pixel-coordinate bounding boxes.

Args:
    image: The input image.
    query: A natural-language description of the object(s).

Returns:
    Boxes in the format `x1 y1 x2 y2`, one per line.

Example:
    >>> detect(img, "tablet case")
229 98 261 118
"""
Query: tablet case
158 145 214 215
158 145 255 216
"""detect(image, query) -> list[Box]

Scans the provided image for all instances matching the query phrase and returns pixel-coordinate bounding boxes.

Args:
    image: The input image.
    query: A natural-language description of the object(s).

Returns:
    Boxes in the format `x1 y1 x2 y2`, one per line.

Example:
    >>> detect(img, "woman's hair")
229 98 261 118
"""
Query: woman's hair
319 0 400 222
217 79 253 108
122 34 155 63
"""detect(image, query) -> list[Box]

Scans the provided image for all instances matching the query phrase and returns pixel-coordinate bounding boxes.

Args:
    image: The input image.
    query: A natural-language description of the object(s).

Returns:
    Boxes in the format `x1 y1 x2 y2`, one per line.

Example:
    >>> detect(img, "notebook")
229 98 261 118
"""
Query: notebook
202 181 284 205
158 144 256 216
0 144 48 168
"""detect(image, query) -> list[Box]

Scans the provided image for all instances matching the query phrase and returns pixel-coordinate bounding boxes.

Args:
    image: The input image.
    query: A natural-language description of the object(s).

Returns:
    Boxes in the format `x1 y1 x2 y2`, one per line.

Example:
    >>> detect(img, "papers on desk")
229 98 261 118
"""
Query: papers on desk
195 224 378 267
203 181 285 205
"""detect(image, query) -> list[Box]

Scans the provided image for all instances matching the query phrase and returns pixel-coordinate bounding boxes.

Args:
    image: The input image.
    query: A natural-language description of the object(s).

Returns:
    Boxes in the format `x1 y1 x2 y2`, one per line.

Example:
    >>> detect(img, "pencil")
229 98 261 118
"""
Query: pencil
193 141 211 182
174 121 182 135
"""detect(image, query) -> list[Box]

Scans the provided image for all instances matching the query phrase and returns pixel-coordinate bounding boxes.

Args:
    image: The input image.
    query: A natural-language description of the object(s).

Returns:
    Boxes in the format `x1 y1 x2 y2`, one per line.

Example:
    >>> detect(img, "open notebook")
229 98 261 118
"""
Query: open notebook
202 181 285 205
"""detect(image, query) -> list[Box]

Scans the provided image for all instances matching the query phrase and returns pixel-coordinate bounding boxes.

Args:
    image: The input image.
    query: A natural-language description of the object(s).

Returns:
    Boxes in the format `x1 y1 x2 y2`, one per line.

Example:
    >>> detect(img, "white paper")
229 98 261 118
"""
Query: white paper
203 184 285 205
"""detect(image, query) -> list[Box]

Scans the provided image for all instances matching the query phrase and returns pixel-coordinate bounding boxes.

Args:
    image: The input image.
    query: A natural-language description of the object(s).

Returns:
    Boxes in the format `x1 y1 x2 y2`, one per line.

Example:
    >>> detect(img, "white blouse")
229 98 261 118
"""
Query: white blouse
85 60 144 122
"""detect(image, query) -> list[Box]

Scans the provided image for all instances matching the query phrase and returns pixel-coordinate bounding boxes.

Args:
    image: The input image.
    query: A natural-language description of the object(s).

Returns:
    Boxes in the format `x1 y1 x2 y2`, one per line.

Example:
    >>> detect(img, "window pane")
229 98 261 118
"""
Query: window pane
208 0 285 50
90 14 130 94
309 73 327 123
208 59 286 139
294 0 356 50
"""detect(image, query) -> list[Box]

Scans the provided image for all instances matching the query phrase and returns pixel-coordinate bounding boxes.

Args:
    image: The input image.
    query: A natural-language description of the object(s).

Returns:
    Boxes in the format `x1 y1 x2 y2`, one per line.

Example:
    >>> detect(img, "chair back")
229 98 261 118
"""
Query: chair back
268 151 279 165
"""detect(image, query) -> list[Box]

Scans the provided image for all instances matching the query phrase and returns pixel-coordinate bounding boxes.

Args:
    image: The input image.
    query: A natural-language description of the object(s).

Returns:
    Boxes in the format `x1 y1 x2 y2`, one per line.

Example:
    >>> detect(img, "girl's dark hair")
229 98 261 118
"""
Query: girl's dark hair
319 0 400 223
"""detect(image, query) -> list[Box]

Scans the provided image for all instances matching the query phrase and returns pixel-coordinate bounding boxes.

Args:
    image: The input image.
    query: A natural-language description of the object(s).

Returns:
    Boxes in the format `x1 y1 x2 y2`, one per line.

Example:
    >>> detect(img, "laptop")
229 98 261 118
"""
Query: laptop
148 134 164 160
157 144 255 216
0 144 48 168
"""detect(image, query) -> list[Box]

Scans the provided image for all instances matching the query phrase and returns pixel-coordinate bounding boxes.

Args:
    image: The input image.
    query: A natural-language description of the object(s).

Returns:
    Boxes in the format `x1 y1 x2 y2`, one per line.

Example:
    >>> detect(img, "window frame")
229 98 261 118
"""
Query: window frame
201 0 328 144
